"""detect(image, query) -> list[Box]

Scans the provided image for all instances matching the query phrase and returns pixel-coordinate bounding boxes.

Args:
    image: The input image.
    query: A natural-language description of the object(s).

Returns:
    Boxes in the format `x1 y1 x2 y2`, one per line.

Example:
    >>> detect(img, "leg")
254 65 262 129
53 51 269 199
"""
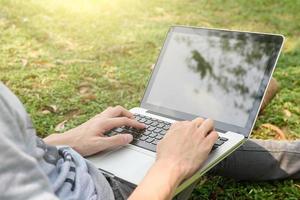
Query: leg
104 174 198 200
104 176 136 200
209 139 300 181
260 78 279 111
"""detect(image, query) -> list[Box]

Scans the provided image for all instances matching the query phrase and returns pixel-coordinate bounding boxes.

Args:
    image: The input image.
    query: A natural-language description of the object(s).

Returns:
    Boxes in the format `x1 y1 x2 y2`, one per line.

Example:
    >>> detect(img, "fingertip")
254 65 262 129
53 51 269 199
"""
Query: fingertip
208 131 219 141
132 119 146 129
192 117 204 122
211 130 218 136
139 122 146 128
124 134 133 143
206 118 214 124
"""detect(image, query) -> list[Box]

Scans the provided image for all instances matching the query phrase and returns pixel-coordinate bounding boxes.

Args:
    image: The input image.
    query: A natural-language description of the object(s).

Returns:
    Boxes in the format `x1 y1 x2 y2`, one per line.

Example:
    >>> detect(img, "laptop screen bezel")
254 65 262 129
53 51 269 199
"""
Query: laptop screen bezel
140 26 284 137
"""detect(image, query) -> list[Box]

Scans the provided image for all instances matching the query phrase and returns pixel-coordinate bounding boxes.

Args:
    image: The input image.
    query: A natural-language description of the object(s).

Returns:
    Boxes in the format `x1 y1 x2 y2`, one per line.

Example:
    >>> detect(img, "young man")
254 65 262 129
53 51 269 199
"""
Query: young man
0 82 299 200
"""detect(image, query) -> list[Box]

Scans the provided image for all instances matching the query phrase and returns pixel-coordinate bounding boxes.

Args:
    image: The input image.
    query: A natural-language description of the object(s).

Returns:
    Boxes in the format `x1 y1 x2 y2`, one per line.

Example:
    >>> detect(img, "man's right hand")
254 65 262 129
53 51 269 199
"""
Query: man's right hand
129 118 218 200
156 118 218 181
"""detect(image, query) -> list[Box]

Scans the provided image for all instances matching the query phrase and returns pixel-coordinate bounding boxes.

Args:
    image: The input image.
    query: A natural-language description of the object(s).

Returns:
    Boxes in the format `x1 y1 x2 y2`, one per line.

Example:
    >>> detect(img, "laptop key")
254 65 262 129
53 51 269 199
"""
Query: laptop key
151 121 158 126
154 128 162 133
155 135 163 140
106 131 115 136
143 130 151 136
157 119 164 124
215 140 225 146
219 137 228 141
146 138 154 143
159 130 167 135
149 133 158 138
152 140 159 145
144 120 152 125
139 135 148 141
114 127 124 133
147 126 155 131
212 144 218 151
139 118 146 123
157 123 165 128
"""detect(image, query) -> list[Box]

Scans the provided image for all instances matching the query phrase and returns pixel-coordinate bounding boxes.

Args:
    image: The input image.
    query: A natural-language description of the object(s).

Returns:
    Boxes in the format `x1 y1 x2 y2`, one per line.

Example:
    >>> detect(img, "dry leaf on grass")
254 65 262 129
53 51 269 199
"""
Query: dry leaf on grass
79 86 91 94
65 109 82 119
55 120 68 132
41 105 58 114
21 59 28 67
41 110 51 114
261 123 287 140
80 94 97 103
78 82 93 94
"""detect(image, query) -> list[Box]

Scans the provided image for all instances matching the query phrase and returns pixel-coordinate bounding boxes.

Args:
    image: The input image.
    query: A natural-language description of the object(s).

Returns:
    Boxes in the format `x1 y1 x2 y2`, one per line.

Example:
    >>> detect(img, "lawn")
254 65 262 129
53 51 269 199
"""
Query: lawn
0 0 300 199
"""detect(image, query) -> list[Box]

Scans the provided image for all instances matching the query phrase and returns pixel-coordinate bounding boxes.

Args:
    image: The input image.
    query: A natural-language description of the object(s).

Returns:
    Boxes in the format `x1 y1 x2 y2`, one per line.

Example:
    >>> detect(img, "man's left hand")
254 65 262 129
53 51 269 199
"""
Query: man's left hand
44 106 145 156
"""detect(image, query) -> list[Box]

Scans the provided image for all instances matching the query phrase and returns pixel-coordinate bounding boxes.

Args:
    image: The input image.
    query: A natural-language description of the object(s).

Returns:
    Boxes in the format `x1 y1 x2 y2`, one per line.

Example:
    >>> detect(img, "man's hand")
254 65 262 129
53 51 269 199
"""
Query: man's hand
129 118 218 200
156 118 218 180
43 106 145 156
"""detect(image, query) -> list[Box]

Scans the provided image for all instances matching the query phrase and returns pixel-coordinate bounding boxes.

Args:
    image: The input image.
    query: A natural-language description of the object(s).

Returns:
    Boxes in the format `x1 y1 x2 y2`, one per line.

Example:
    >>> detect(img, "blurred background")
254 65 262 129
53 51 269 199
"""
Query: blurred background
0 0 299 199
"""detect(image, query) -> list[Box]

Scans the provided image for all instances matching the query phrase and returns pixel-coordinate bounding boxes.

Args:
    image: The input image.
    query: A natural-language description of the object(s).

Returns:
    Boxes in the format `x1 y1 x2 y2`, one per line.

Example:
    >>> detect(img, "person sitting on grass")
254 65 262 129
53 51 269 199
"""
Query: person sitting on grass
0 79 299 200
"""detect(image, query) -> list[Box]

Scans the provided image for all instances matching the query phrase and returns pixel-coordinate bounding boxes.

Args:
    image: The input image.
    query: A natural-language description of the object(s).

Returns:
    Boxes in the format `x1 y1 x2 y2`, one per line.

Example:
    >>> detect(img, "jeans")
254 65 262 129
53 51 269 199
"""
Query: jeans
107 139 300 200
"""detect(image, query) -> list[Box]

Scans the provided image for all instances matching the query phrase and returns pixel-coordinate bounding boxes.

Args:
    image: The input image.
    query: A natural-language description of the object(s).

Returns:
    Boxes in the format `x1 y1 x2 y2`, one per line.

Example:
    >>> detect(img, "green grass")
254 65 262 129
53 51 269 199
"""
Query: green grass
0 0 300 199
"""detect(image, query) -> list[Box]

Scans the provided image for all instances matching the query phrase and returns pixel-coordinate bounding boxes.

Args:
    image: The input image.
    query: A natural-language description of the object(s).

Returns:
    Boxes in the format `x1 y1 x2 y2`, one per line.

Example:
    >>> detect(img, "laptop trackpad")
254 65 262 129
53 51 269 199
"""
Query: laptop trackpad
88 146 156 185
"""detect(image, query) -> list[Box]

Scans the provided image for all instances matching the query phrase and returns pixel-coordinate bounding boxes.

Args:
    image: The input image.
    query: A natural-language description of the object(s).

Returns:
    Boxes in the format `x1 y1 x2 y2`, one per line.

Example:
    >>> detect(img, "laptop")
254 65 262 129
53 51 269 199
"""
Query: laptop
87 26 284 195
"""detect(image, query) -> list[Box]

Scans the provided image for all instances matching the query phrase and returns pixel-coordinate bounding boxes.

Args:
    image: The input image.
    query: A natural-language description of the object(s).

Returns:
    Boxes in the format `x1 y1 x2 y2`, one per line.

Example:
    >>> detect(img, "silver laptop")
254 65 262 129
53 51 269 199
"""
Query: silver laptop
88 26 284 195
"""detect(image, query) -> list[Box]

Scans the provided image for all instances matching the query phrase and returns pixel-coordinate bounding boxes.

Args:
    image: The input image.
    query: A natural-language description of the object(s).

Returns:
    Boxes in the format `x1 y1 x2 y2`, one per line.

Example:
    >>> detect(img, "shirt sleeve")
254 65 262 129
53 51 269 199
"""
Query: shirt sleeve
0 83 59 200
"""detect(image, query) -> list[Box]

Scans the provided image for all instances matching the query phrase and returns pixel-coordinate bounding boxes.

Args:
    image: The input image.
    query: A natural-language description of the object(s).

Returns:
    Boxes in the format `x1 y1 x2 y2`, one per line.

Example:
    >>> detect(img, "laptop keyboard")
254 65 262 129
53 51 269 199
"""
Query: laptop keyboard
106 113 228 152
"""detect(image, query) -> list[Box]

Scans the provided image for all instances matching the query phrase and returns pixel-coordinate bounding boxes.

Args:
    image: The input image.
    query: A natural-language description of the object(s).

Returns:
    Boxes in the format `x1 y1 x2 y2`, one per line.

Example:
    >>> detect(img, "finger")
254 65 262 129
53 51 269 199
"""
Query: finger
102 117 145 131
203 131 219 150
197 118 214 137
192 117 205 127
102 106 134 119
101 134 133 149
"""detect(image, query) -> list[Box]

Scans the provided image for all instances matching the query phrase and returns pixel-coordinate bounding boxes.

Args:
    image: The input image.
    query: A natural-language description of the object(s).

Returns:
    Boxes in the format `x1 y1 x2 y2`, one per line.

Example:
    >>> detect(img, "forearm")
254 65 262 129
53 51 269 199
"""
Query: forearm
129 160 185 200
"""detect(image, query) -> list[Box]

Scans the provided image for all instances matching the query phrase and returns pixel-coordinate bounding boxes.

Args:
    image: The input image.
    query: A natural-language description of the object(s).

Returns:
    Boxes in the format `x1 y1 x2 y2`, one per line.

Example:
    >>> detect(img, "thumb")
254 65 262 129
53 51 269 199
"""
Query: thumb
102 134 133 149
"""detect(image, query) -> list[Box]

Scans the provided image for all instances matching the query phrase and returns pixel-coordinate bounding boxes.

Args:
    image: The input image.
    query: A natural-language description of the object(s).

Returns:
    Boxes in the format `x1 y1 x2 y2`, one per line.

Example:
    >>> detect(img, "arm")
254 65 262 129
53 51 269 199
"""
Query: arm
129 119 218 200
0 84 58 200
128 159 184 200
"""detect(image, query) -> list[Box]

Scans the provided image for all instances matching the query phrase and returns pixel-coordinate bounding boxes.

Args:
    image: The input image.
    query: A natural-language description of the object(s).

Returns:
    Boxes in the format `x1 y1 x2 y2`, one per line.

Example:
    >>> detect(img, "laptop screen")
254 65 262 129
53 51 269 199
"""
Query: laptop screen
141 27 284 136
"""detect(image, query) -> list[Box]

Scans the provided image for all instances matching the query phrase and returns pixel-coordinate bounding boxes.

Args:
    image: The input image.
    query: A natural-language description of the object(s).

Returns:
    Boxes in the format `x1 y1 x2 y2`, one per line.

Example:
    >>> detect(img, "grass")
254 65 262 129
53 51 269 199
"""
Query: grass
0 0 300 199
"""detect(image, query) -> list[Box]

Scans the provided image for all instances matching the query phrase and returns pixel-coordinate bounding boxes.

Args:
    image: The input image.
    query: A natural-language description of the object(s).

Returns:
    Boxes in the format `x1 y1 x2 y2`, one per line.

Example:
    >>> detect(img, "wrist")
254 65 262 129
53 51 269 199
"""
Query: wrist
154 158 187 186
43 131 76 147
130 159 186 200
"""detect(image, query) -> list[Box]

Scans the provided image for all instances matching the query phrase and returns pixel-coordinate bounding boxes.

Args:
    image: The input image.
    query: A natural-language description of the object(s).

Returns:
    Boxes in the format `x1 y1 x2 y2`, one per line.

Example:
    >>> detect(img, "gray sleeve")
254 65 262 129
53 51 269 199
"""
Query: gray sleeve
0 84 59 200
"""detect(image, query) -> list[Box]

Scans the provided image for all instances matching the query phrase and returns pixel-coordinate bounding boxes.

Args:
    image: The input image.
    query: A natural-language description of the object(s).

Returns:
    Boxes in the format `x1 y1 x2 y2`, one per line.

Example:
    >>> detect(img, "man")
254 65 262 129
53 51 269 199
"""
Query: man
0 82 299 200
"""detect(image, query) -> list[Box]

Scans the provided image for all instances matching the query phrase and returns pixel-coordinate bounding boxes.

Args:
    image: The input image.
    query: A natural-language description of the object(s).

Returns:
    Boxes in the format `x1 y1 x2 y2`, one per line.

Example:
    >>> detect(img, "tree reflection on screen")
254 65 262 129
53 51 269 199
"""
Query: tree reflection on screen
174 32 276 114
